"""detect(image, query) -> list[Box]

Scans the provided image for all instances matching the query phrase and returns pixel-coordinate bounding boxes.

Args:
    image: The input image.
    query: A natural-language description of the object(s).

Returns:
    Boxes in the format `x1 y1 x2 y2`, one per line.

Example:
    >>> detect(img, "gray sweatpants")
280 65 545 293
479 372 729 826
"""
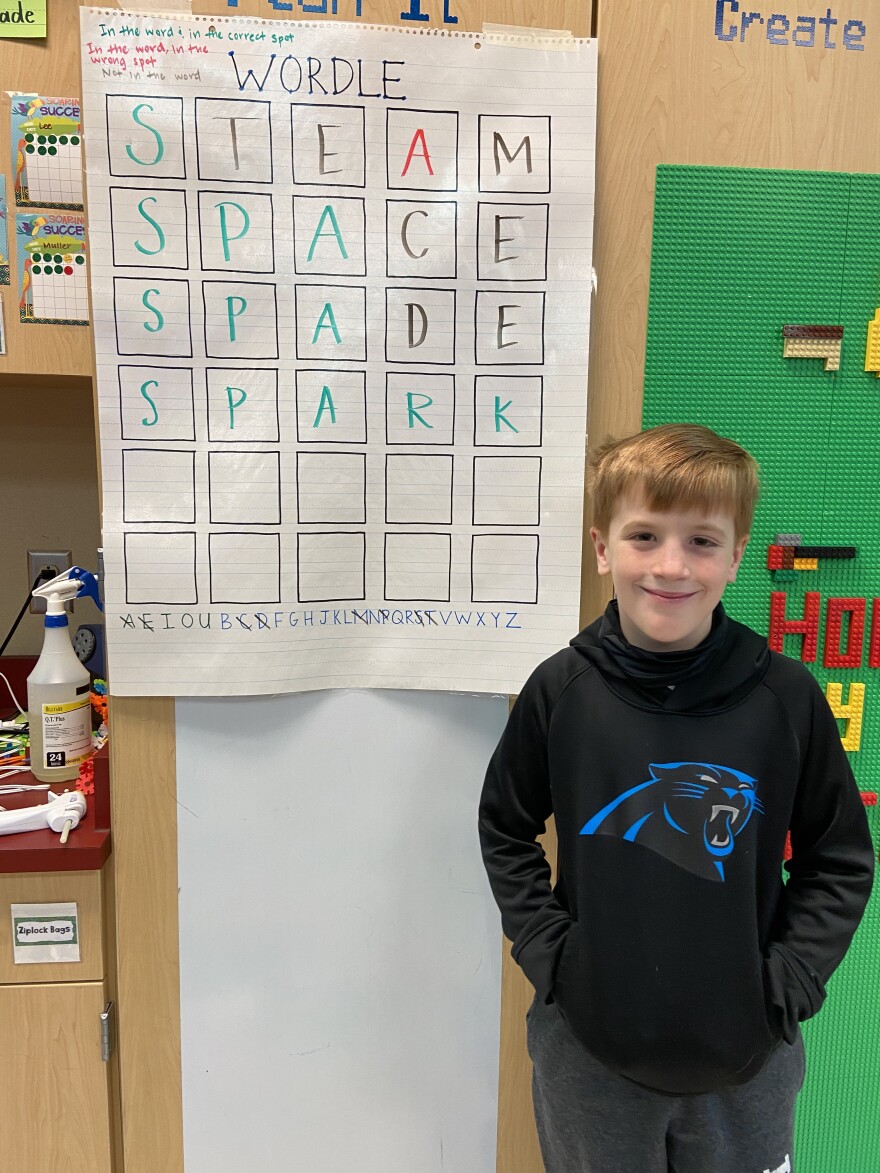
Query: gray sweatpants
527 995 805 1173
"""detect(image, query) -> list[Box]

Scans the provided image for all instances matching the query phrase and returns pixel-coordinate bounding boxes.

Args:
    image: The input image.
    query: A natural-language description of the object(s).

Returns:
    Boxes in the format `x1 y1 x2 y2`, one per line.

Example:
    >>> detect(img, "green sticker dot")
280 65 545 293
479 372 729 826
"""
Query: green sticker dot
36 135 45 144
75 255 84 264
70 136 80 146
48 146 57 156
59 135 68 145
32 265 41 275
47 135 57 144
37 146 46 155
25 145 34 154
54 265 62 274
24 133 33 142
53 254 61 263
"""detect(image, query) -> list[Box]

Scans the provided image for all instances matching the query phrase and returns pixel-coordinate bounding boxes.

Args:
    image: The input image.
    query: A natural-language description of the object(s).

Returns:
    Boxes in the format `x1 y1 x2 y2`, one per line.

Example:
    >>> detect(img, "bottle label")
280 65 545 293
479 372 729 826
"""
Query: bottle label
40 698 91 769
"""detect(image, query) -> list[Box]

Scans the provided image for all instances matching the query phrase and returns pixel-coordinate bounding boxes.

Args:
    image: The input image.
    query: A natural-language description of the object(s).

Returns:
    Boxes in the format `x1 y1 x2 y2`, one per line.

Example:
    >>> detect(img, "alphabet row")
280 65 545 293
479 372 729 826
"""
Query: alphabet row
106 96 551 194
123 529 540 607
121 449 544 528
109 188 551 282
111 280 546 366
118 365 544 448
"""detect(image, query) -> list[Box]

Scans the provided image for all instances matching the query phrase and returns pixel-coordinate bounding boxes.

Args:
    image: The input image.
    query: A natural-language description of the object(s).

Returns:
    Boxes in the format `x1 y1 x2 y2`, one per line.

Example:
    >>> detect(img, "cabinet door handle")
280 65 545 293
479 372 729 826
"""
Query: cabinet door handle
100 1001 114 1062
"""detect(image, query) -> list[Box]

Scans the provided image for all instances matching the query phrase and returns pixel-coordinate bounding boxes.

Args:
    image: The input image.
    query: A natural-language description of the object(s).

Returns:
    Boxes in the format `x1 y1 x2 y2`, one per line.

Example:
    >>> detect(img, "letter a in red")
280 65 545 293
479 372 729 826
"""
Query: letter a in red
401 128 434 176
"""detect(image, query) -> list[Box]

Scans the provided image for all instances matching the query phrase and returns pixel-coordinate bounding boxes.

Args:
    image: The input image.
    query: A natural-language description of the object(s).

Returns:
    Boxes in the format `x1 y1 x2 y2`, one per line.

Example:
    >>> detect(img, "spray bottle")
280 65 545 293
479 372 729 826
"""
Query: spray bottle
27 567 103 783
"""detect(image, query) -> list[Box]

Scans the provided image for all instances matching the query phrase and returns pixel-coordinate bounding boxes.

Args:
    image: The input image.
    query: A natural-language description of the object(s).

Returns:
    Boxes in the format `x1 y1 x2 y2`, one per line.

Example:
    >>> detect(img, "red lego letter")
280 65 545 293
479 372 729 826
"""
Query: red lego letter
823 597 866 668
769 591 820 662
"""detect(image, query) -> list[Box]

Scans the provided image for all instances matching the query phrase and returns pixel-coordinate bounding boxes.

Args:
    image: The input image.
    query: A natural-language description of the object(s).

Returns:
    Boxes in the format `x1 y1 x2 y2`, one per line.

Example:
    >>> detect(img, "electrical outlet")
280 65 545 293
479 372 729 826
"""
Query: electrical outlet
27 549 72 614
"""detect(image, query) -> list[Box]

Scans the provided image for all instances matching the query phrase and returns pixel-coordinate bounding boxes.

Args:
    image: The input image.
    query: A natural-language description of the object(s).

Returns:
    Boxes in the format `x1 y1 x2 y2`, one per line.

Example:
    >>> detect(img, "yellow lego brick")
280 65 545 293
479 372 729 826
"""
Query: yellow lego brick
825 682 866 752
865 308 880 375
793 558 819 570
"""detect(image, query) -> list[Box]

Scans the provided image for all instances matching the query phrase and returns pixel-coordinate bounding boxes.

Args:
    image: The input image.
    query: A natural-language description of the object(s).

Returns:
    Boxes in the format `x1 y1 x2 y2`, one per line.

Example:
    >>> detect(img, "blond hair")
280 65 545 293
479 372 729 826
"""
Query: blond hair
587 424 759 539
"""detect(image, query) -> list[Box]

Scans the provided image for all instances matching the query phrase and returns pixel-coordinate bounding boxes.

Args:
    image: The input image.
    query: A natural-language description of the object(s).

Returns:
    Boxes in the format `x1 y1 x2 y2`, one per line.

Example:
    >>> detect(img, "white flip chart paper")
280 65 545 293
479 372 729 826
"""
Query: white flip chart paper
80 9 597 695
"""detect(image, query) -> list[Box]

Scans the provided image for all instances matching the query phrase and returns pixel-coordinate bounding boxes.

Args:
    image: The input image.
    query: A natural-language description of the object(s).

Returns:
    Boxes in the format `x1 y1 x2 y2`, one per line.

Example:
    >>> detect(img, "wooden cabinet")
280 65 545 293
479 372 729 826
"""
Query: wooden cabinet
0 867 119 1173
0 981 114 1173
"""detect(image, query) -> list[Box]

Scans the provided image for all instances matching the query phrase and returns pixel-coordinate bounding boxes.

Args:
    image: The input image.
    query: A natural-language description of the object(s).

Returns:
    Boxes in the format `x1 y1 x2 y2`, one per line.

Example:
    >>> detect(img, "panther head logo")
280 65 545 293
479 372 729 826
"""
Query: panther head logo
579 762 762 881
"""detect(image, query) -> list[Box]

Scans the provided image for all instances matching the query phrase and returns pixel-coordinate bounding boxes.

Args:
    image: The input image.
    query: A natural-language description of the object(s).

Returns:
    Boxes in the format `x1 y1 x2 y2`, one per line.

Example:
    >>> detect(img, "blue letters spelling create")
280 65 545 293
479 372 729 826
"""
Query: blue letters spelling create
715 2 867 48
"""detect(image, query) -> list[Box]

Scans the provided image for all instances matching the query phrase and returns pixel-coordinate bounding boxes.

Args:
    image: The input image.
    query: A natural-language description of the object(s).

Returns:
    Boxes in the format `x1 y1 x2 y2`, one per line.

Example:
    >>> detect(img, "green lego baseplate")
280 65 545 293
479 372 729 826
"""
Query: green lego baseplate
643 164 880 1173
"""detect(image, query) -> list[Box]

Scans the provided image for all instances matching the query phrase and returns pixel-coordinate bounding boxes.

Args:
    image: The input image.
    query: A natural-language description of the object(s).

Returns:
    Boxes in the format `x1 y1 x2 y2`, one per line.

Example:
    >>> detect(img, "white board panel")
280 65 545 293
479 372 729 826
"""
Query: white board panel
177 689 507 1172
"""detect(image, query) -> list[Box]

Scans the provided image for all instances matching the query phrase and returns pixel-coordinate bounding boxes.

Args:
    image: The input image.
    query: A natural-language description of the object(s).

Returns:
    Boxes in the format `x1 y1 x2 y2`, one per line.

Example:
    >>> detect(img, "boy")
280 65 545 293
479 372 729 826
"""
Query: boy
478 424 874 1172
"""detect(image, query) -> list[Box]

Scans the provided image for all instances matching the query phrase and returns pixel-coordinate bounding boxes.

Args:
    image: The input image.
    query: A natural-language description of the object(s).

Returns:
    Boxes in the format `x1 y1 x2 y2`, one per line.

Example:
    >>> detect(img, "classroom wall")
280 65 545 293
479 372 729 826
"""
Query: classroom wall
0 0 102 656
0 379 100 654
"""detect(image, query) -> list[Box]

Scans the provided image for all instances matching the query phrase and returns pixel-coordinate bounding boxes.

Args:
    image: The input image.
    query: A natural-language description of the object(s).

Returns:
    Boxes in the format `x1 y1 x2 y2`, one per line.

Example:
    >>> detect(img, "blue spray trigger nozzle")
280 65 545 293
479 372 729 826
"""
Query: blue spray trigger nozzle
68 567 104 612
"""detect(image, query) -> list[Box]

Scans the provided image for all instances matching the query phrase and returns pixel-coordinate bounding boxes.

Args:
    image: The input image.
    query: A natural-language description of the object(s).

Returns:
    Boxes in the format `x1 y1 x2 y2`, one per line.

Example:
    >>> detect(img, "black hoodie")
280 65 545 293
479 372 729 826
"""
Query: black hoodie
478 602 875 1095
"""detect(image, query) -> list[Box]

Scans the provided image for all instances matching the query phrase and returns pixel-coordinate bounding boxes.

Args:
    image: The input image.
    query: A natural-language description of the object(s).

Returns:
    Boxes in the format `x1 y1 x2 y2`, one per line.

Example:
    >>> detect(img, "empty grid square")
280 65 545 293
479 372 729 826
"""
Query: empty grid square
209 532 281 604
473 456 541 525
384 533 451 602
122 448 195 523
385 455 453 524
208 451 281 525
124 531 197 605
471 534 539 604
296 452 366 524
297 532 366 602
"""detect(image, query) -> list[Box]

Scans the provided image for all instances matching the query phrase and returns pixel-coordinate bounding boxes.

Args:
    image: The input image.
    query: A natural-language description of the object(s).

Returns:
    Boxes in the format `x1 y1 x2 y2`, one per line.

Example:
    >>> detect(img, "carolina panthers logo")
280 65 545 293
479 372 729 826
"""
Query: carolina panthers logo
579 762 762 882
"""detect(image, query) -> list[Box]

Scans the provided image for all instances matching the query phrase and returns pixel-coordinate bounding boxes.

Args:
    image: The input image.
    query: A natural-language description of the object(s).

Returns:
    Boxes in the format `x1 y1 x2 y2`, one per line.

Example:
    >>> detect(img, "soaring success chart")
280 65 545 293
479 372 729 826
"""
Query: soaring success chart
80 9 597 696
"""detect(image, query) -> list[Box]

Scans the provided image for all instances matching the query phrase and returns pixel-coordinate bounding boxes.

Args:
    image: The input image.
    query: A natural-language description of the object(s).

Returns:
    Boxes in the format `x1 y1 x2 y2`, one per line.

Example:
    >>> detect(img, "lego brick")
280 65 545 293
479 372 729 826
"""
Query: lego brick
823 598 866 668
769 591 821 661
837 172 880 379
864 309 880 376
782 329 842 371
825 680 866 750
